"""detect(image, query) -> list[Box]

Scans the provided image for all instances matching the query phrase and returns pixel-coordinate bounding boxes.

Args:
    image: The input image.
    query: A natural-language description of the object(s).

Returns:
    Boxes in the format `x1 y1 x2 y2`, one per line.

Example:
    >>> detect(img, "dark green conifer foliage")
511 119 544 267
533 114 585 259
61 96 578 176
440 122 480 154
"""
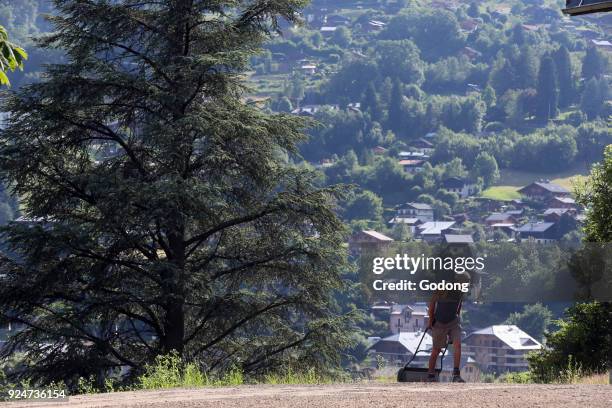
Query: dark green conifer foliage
553 46 574 108
387 78 403 134
535 56 559 122
582 46 608 80
0 0 352 386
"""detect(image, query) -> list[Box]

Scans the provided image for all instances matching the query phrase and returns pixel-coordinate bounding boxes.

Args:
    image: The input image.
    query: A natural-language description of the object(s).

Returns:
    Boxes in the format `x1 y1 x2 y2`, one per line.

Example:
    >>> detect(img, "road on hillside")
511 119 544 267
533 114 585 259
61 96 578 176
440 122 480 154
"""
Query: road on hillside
3 383 612 408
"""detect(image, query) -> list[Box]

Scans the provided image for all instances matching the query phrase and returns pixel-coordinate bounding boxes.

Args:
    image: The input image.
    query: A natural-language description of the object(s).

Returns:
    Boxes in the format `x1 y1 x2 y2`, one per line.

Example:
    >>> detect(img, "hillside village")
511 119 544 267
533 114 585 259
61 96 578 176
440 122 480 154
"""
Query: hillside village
254 0 609 239
346 176 579 380
246 0 612 380
349 176 583 246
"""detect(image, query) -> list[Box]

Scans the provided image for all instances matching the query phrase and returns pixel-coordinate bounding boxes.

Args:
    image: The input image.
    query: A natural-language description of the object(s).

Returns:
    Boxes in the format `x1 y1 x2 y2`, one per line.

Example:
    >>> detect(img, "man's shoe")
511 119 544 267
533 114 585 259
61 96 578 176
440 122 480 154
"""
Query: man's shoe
452 374 465 383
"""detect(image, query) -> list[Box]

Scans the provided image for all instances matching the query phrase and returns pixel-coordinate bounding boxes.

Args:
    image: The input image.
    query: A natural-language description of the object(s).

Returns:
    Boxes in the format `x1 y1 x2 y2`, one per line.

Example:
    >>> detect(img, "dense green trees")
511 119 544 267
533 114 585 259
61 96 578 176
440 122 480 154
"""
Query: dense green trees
511 126 577 172
529 145 612 381
361 82 383 122
387 78 404 134
424 56 487 94
331 26 351 48
343 191 383 223
535 56 559 122
576 145 612 244
471 152 500 187
553 46 574 108
381 10 464 61
582 46 608 80
529 302 611 381
505 303 552 342
374 40 424 85
581 77 610 120
516 45 539 89
431 129 481 167
575 122 612 162
326 60 378 102
0 0 353 387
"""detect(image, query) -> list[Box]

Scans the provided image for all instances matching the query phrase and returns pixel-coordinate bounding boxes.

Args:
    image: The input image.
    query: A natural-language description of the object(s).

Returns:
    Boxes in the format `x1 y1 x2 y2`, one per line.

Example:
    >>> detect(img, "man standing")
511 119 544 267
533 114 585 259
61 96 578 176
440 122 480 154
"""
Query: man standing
426 275 467 382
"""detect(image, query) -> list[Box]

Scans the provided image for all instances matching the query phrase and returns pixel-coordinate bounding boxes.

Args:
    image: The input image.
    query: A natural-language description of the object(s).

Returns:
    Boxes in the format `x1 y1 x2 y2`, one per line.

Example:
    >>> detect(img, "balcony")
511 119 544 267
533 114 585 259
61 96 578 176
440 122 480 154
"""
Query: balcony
563 0 612 15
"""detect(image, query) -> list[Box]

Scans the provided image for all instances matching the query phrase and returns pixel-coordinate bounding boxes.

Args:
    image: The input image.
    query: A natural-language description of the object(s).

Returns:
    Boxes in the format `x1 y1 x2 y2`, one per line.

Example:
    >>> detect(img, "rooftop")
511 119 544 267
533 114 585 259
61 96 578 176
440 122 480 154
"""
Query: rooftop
543 208 570 216
485 213 515 222
552 196 576 204
372 331 433 354
520 182 570 194
408 138 434 148
467 325 542 350
361 230 394 241
490 223 516 228
399 159 425 166
388 217 421 225
390 303 429 316
399 151 429 158
419 221 456 235
592 39 612 46
442 177 469 188
399 202 433 211
505 209 524 216
516 222 555 233
443 234 474 244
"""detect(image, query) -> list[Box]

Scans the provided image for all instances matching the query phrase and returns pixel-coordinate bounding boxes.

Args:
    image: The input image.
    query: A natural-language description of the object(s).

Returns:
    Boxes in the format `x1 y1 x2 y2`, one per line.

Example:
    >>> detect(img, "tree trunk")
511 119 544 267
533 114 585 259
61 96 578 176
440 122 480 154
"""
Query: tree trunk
163 300 185 354
161 228 186 355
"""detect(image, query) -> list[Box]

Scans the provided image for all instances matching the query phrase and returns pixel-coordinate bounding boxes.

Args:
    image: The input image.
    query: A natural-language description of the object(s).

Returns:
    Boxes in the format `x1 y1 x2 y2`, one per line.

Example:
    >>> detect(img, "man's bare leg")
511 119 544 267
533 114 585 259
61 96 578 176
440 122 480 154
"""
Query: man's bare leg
453 341 461 368
452 341 465 382
428 346 442 380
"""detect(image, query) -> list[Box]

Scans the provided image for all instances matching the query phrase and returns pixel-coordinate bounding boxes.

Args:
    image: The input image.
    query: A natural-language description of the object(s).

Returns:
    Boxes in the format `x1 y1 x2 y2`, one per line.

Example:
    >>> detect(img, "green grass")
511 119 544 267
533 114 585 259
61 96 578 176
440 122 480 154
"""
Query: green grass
480 186 522 201
138 353 244 390
550 174 587 190
135 353 338 392
497 165 590 187
480 165 590 201
263 367 335 385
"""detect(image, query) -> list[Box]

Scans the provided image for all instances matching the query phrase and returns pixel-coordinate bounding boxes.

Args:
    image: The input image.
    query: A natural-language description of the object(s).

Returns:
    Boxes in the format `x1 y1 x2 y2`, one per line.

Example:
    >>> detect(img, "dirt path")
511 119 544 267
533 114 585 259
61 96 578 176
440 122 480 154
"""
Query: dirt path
3 383 612 408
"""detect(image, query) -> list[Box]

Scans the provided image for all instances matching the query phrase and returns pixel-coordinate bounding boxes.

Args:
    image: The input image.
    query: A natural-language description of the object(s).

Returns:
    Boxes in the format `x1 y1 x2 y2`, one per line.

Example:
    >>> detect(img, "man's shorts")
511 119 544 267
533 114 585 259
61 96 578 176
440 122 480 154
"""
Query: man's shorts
431 317 461 349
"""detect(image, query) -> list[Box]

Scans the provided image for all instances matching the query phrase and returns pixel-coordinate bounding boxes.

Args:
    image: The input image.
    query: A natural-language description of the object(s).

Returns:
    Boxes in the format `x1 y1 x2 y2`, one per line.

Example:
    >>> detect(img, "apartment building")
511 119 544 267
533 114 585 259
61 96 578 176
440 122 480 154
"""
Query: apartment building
463 325 542 373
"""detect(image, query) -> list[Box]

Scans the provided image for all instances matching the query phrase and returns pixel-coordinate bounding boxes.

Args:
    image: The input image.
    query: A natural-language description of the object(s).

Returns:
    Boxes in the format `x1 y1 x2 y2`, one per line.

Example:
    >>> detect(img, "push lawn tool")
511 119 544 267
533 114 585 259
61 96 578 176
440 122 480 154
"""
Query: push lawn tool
397 328 448 382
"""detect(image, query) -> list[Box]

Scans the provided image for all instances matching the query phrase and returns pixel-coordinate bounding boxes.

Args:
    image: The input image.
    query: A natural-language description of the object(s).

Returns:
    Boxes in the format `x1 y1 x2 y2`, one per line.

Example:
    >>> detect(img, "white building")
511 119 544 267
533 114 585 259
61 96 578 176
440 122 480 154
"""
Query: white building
417 221 456 242
389 303 429 334
463 325 542 373
395 202 434 222
368 331 433 366
442 177 477 198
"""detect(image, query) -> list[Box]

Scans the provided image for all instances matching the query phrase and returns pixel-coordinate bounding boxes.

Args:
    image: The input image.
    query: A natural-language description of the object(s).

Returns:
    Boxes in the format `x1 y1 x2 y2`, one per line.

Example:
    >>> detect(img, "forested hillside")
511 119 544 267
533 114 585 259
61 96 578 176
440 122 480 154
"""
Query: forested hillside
251 0 611 232
1 0 611 228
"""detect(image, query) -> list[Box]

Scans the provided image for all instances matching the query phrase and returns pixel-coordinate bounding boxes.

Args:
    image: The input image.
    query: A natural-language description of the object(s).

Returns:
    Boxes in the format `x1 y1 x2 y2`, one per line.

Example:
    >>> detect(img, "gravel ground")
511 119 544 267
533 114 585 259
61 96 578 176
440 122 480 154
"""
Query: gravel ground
4 383 612 408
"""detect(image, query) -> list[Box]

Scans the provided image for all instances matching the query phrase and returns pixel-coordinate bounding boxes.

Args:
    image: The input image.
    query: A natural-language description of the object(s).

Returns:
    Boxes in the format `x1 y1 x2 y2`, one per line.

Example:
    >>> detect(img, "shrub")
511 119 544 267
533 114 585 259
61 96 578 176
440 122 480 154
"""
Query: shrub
498 371 533 384
139 353 184 389
262 367 333 385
